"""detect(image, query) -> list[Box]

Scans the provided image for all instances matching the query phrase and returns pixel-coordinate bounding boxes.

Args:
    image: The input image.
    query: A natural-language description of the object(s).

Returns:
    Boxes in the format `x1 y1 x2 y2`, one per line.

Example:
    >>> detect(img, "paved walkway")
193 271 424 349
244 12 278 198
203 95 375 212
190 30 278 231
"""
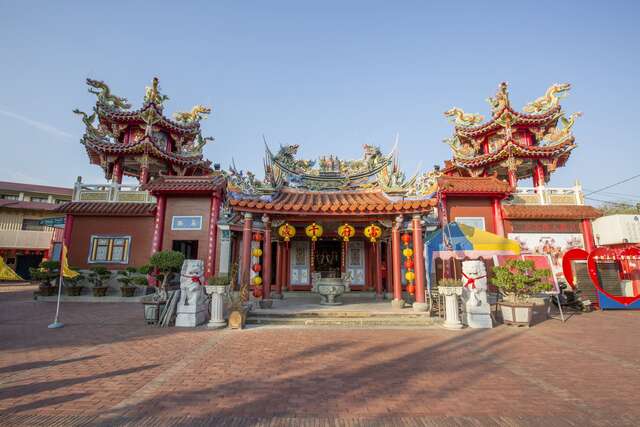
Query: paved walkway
0 285 639 426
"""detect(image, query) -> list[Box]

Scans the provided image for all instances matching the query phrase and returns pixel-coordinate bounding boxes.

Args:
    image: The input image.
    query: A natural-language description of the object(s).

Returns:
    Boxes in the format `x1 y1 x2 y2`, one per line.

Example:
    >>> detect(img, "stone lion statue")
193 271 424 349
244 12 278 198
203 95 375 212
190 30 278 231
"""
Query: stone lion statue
179 259 207 307
461 260 492 328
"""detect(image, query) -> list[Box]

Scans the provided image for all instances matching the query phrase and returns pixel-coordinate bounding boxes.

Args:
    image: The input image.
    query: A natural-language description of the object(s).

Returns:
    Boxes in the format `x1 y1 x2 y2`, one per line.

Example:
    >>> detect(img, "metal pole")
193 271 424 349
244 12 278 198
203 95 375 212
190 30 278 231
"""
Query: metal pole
48 274 64 329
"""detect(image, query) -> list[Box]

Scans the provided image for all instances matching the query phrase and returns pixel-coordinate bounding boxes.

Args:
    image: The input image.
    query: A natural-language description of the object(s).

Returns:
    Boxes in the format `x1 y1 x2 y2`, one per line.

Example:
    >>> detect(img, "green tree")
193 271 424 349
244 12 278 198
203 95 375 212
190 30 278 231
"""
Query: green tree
492 259 551 303
148 250 185 300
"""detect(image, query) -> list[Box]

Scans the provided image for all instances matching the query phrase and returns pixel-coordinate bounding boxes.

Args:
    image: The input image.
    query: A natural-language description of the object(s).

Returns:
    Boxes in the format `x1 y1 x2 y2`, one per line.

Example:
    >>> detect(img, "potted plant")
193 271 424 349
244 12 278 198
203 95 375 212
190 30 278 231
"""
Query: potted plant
88 267 111 297
30 260 60 296
205 274 230 328
137 264 156 295
141 251 184 325
492 259 551 327
116 267 140 297
64 271 85 296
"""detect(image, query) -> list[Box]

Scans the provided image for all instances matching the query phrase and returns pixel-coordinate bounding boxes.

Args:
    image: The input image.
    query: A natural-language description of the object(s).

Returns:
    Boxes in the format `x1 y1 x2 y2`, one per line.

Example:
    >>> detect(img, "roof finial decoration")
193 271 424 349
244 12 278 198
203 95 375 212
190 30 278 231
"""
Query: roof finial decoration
523 83 571 114
144 77 169 106
173 105 211 123
444 107 484 127
86 78 131 110
486 81 510 117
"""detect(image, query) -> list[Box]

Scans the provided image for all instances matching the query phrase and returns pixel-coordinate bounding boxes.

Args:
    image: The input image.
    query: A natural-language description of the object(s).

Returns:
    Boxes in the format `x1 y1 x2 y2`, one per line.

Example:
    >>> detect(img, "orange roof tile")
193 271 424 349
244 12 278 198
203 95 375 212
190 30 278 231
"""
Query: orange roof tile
502 205 602 220
229 189 435 216
437 176 512 194
55 202 156 216
142 175 225 193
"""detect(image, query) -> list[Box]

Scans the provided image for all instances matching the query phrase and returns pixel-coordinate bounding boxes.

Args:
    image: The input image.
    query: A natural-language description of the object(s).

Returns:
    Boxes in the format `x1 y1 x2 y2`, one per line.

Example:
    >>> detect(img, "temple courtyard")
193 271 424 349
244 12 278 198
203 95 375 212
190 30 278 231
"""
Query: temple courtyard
1 284 639 426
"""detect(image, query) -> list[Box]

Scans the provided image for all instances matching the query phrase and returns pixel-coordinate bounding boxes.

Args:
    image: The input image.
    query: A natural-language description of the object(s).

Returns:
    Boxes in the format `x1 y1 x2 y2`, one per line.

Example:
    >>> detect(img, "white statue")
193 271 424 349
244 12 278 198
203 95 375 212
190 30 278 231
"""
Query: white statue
175 260 208 327
461 260 493 328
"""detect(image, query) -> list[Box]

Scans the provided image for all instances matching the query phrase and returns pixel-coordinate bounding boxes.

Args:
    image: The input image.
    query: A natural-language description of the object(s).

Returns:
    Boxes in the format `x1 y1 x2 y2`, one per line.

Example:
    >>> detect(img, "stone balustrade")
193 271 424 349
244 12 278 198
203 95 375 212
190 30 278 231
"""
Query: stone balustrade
72 182 155 203
505 184 584 206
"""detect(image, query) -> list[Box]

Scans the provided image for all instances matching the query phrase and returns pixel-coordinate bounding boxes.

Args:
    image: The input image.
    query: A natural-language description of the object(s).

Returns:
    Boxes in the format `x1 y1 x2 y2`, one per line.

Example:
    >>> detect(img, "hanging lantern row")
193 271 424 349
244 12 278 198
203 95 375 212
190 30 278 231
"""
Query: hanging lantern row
252 232 263 298
305 222 324 241
402 232 415 296
278 223 296 242
337 223 355 242
364 224 382 243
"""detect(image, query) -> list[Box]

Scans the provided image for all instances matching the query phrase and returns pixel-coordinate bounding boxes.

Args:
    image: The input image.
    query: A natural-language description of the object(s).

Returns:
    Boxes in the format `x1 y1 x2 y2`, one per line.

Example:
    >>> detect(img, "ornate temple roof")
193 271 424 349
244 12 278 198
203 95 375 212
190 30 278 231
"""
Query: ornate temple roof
74 77 214 180
437 175 512 195
442 82 580 181
55 201 156 216
502 205 602 220
142 175 226 194
228 188 435 216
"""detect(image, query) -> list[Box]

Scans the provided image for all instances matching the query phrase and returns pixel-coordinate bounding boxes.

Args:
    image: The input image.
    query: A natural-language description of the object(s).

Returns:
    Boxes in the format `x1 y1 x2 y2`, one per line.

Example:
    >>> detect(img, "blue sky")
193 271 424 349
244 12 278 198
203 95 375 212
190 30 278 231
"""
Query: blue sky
1 1 638 205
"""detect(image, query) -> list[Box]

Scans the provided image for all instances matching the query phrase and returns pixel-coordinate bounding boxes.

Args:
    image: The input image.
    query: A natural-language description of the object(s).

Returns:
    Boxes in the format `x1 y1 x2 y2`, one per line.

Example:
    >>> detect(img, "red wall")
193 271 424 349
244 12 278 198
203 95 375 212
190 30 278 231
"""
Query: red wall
162 196 211 261
446 196 496 232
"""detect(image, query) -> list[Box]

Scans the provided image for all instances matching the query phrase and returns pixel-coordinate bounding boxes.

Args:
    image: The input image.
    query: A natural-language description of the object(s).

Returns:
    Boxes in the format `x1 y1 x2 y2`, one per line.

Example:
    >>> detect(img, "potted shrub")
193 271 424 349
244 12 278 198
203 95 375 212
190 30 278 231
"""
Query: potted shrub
116 267 140 297
141 251 184 325
492 259 551 327
64 271 85 296
88 267 111 297
137 264 156 295
30 260 60 297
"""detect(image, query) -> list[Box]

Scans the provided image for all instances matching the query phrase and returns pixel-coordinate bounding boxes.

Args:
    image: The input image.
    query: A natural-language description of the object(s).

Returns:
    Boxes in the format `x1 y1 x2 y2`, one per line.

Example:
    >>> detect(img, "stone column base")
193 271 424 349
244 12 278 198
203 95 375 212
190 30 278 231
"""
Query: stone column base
207 320 227 329
391 299 405 309
272 293 284 300
443 321 464 330
412 302 430 313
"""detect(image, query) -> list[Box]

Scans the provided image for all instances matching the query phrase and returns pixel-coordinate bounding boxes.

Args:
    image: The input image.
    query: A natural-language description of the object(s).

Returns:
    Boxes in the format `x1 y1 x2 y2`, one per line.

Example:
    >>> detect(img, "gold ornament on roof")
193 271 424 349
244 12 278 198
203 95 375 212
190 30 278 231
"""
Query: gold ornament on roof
540 112 582 145
486 81 510 116
144 77 169 105
73 108 106 137
444 107 484 127
523 83 571 114
86 78 131 110
173 105 211 123
443 136 476 159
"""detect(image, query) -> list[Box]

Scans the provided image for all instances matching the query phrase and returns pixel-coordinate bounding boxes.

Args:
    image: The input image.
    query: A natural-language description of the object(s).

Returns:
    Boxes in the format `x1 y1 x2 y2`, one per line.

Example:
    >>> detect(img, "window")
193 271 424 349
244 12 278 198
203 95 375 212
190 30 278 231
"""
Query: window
22 219 44 231
455 217 486 230
88 236 131 264
0 194 18 200
30 196 49 203
171 216 202 230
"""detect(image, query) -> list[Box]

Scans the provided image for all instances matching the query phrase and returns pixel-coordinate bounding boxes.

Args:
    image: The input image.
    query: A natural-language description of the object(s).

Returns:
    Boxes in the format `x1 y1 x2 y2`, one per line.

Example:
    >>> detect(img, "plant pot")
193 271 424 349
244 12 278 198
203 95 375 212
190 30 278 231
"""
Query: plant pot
142 300 166 325
120 286 136 297
499 302 533 327
65 285 83 296
92 286 109 297
38 283 56 296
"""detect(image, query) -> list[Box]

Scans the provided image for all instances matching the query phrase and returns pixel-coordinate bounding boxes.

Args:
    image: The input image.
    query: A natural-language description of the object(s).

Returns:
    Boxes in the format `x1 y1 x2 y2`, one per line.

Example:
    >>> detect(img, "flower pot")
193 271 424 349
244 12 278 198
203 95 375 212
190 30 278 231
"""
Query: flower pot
120 286 136 297
142 300 166 325
65 285 83 296
499 302 533 327
92 286 109 297
38 283 56 296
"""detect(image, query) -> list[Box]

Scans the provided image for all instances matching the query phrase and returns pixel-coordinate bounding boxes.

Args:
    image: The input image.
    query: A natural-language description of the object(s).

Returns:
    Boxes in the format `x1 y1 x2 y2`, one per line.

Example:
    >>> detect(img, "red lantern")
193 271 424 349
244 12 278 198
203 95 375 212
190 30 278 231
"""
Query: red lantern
253 232 263 242
404 258 414 269
252 263 262 273
407 284 416 295
253 287 263 298
401 233 411 246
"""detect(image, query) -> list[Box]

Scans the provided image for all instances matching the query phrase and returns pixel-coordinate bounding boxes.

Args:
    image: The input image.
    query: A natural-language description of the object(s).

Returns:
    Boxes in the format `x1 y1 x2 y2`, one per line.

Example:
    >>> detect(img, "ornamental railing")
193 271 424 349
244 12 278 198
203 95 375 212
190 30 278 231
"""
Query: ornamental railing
505 184 584 206
72 182 155 203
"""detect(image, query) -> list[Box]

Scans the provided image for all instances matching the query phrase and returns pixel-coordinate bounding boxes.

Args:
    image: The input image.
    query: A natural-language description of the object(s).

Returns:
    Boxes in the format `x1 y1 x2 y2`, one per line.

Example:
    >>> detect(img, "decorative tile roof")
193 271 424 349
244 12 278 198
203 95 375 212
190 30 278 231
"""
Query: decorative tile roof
0 181 73 197
55 202 156 216
0 200 61 211
229 189 435 216
502 205 602 220
453 139 574 169
437 176 512 194
142 175 226 193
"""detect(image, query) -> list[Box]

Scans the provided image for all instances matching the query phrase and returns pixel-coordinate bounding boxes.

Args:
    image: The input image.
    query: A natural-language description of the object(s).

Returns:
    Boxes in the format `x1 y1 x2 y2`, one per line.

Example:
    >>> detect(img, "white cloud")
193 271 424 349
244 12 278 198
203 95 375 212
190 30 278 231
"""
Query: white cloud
0 108 73 139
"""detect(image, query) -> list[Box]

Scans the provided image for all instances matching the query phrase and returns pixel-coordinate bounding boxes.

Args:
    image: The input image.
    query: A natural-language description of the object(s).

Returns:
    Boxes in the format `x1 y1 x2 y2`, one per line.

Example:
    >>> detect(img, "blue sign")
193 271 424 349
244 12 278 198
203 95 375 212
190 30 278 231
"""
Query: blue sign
39 217 66 228
171 216 203 231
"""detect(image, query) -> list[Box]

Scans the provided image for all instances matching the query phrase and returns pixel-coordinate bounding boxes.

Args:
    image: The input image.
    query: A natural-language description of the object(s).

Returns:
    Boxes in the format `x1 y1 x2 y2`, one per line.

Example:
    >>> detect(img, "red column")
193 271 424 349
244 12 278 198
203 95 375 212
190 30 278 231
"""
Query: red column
375 241 383 299
240 213 253 291
262 215 272 300
112 159 123 184
140 166 150 185
63 214 74 248
507 169 517 188
581 219 596 252
492 198 505 237
532 162 545 188
412 215 427 309
205 192 222 278
275 242 282 295
392 215 404 304
151 194 166 254
385 241 393 293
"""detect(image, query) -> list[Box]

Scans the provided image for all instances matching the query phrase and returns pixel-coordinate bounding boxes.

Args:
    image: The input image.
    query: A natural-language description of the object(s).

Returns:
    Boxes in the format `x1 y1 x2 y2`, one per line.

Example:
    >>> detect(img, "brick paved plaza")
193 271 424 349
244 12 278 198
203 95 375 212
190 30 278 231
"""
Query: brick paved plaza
0 285 639 426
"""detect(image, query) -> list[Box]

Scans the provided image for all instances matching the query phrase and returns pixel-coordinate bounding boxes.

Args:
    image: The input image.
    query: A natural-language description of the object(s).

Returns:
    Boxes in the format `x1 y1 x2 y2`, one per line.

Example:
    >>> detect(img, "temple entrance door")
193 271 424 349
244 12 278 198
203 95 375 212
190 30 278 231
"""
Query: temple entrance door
172 240 198 260
314 240 341 278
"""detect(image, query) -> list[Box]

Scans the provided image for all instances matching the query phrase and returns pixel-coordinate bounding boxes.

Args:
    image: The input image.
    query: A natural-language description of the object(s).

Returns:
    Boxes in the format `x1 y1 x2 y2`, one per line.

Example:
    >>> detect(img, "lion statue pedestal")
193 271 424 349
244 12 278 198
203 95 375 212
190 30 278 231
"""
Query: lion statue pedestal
175 260 208 327
461 260 493 329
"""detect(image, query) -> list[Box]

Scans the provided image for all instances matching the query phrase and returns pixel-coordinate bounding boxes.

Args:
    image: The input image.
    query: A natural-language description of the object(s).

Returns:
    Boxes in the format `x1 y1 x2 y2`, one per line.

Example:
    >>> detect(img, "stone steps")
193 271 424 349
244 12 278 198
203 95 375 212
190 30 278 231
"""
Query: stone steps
246 311 440 328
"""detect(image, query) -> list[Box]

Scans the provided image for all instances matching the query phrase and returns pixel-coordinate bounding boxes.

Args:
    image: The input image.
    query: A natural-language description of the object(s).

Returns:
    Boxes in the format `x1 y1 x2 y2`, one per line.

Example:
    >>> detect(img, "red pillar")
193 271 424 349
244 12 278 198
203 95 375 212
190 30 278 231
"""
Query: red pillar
375 241 383 299
240 213 253 291
63 214 74 248
262 215 272 300
140 166 150 185
205 192 222 278
385 241 393 293
392 216 403 304
492 198 505 237
507 169 517 188
275 242 282 295
412 215 427 310
532 162 545 188
581 219 596 252
151 194 166 254
112 159 123 184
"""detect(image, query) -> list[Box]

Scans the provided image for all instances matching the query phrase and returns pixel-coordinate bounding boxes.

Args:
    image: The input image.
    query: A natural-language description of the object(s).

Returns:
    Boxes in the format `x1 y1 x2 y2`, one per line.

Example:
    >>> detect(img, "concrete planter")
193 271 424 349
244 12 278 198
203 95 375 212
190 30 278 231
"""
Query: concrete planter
120 286 136 297
142 300 166 325
65 285 84 296
92 286 109 297
317 279 346 305
204 285 228 329
499 302 533 327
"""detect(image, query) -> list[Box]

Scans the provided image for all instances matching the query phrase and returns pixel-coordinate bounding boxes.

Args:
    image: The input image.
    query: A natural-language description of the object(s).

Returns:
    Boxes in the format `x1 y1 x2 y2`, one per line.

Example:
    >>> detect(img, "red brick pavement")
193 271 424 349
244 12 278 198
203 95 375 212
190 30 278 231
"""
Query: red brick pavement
0 285 638 426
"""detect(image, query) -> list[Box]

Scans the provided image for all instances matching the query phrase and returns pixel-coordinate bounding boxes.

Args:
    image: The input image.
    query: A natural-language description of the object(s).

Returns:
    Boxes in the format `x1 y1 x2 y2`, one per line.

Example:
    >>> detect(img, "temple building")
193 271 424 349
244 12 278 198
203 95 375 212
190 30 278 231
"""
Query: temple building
57 79 601 306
